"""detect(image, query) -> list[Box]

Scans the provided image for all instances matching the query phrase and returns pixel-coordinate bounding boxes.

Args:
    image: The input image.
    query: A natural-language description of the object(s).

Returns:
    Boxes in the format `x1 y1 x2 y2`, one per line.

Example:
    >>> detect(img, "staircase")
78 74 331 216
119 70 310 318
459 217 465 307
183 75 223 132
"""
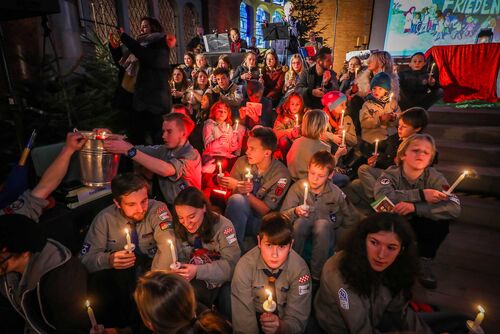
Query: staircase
427 106 500 229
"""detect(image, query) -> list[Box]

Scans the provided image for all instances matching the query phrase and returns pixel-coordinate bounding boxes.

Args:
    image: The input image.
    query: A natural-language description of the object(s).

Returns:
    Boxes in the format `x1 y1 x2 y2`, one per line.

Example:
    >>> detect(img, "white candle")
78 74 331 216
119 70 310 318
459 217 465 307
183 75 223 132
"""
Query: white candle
340 109 345 128
389 92 394 104
234 120 239 131
91 2 97 25
295 114 299 127
259 68 263 77
341 129 346 147
85 300 98 328
356 36 360 46
355 67 359 79
168 239 177 264
473 305 485 328
445 170 468 195
263 289 277 313
124 228 132 251
429 62 436 75
218 161 223 175
303 183 308 206
245 167 253 182
374 139 379 155
226 123 230 131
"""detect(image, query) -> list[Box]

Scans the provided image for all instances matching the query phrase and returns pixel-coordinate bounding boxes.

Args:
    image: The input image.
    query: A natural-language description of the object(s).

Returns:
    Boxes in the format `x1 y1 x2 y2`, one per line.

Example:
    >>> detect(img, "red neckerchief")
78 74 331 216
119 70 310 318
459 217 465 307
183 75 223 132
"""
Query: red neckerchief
231 40 241 53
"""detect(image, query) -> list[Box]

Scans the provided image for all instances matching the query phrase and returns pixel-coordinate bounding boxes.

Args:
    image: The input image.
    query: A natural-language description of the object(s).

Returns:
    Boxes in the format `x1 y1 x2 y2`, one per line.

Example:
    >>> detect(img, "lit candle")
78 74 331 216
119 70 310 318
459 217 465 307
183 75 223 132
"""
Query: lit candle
85 300 98 328
363 35 367 44
263 289 277 313
340 109 345 128
91 2 97 25
445 170 468 195
168 239 178 266
355 66 359 79
218 161 223 175
124 228 132 251
234 119 239 131
245 167 253 182
303 183 308 206
259 68 263 77
295 114 299 127
389 92 394 104
356 36 360 46
472 305 485 328
429 62 436 75
374 139 379 155
341 129 346 147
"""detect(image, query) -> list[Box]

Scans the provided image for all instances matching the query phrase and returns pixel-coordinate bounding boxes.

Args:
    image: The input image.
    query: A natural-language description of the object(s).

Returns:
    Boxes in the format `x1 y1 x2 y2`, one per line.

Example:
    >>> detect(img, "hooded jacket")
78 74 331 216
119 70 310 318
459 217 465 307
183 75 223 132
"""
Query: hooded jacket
1 239 88 333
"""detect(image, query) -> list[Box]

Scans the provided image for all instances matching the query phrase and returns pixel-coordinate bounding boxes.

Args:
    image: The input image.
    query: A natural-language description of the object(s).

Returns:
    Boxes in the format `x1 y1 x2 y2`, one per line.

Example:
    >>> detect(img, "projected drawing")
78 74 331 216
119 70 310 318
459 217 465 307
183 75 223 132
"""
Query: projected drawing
385 0 500 56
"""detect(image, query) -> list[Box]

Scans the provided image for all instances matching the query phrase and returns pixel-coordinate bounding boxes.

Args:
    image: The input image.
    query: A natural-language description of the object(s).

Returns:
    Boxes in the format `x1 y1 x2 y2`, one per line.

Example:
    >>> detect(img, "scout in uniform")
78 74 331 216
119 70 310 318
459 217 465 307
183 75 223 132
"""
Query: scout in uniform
281 151 362 284
103 112 202 205
231 213 311 334
373 134 461 289
170 187 241 308
80 173 175 326
220 127 291 250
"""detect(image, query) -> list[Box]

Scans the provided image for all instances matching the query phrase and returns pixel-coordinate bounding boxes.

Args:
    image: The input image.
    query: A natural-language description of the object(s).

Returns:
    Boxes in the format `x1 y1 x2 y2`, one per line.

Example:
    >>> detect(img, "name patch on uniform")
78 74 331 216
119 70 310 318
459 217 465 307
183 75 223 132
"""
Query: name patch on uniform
338 288 349 310
275 178 288 196
380 178 390 185
80 242 91 255
298 274 311 295
224 227 237 245
9 199 25 211
157 206 170 221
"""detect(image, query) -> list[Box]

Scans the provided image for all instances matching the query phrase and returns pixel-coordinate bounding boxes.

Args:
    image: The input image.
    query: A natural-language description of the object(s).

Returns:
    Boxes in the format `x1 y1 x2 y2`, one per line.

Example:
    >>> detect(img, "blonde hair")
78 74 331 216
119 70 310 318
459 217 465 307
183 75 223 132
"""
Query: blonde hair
396 133 436 167
302 109 328 139
134 271 196 333
287 53 304 76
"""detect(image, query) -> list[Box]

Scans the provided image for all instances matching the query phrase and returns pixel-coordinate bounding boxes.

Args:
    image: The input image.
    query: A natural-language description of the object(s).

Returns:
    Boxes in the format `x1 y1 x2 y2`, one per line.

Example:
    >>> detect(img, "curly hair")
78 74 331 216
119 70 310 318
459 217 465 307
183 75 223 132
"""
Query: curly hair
340 213 418 299
173 187 219 244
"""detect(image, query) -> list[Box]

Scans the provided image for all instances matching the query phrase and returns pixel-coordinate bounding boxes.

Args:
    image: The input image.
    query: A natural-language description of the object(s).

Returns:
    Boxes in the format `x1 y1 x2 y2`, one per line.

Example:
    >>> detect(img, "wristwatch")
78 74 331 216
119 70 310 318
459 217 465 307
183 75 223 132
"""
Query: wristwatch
127 147 137 158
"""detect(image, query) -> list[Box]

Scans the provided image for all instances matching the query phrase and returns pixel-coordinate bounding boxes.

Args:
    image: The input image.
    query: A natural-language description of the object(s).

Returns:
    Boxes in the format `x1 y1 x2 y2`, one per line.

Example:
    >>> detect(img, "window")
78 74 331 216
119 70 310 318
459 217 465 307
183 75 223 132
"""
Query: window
272 0 285 5
240 2 249 41
272 10 282 23
256 7 270 48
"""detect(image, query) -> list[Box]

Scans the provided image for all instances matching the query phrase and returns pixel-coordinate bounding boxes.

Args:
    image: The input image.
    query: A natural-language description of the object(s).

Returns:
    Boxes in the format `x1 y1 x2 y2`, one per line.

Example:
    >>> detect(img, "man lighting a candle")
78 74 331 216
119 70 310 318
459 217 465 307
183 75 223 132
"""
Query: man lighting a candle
219 127 291 252
231 213 311 334
79 173 175 327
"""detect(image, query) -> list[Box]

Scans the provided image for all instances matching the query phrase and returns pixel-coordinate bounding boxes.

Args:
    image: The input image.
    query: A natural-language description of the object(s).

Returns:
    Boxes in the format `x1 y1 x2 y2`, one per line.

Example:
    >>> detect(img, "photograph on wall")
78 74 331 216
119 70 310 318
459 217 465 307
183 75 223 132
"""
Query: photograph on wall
384 0 500 56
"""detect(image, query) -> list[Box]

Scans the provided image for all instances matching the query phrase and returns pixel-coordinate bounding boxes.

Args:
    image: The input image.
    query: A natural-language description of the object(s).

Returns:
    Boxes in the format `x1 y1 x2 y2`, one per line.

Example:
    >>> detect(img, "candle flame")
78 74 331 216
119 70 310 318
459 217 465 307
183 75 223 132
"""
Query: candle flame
478 305 485 313
304 182 308 188
265 289 272 298
463 170 469 176
85 300 90 308
167 239 173 246
375 139 379 143
124 228 129 234
246 168 251 173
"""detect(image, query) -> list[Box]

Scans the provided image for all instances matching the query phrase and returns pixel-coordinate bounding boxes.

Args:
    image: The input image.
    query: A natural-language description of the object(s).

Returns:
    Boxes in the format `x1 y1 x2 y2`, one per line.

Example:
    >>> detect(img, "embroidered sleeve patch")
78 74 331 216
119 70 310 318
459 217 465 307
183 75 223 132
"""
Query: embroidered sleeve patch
298 284 310 295
159 221 173 230
275 178 288 196
338 288 349 310
157 206 171 221
80 242 91 256
380 178 391 185
298 274 310 284
224 227 237 245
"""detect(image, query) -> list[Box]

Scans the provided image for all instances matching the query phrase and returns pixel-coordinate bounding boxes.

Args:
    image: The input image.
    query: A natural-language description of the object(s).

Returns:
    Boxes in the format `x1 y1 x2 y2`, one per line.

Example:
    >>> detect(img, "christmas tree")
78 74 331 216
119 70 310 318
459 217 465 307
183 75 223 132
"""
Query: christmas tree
290 0 327 45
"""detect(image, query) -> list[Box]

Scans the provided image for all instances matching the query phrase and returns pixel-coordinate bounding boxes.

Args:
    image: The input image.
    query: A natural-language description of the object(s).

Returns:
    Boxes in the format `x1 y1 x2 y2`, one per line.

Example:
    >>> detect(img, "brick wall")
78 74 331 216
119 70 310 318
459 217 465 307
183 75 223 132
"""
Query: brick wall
316 0 374 73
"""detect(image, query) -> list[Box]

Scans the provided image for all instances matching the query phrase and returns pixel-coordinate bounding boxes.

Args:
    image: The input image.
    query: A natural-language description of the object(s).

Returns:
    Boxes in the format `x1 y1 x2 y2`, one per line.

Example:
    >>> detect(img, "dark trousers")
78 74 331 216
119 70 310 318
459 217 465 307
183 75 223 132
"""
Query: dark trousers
129 109 165 145
399 88 444 111
409 216 450 258
191 279 220 309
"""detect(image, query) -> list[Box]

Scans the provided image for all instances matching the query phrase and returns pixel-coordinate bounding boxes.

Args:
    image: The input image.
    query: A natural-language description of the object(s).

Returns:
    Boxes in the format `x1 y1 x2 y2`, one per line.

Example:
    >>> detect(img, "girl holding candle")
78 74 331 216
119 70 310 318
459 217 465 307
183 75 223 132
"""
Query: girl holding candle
210 55 234 87
282 54 304 97
339 56 362 94
321 91 357 151
259 50 285 107
273 92 305 161
374 134 460 289
171 187 241 308
231 51 259 85
183 69 211 122
170 67 189 105
192 53 213 80
314 213 433 334
180 52 196 79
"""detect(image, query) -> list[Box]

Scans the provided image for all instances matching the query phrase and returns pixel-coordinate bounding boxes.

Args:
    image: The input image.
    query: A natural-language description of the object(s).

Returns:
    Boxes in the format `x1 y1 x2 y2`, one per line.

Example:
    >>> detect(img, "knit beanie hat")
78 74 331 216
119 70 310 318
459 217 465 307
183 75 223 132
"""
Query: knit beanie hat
321 91 347 111
0 214 47 253
370 72 391 91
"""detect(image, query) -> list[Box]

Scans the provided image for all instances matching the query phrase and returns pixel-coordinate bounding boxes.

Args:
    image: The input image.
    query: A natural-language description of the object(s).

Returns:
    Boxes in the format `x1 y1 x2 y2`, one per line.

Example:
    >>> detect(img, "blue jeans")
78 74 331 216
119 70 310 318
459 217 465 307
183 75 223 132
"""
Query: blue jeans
224 194 262 249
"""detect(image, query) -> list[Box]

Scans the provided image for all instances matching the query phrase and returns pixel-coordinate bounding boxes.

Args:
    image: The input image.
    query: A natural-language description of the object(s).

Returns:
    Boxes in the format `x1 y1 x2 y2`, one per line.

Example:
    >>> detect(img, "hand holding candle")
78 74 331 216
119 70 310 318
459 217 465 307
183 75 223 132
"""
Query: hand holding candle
218 161 223 175
86 300 98 328
340 129 346 147
295 114 299 127
303 182 309 207
263 289 277 313
124 228 133 252
245 167 253 182
466 305 485 333
445 170 468 195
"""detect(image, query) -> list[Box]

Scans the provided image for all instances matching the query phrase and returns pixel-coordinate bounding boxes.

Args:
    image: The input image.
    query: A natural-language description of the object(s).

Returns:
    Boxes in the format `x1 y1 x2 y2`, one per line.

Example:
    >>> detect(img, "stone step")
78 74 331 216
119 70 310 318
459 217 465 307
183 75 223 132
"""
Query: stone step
435 162 500 196
435 139 500 167
456 193 500 230
428 106 500 126
427 124 500 144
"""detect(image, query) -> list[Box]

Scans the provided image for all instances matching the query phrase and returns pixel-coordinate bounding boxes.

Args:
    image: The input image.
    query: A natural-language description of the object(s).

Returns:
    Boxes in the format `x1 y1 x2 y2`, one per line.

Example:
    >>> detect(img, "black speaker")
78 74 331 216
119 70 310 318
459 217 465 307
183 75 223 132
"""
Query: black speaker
0 0 60 21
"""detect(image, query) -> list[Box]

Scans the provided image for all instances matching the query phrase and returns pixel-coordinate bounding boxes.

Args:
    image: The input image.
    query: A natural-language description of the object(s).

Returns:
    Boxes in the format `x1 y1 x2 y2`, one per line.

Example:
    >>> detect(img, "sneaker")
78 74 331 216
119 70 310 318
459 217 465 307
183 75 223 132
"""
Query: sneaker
419 257 437 289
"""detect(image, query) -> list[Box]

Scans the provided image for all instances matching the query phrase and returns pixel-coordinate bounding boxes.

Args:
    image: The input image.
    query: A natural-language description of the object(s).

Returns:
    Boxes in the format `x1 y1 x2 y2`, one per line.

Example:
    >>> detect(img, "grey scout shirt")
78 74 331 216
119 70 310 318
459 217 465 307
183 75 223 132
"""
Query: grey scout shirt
281 178 361 229
1 190 48 222
231 246 312 334
136 141 202 205
174 214 241 287
79 200 175 272
230 156 291 211
374 165 461 221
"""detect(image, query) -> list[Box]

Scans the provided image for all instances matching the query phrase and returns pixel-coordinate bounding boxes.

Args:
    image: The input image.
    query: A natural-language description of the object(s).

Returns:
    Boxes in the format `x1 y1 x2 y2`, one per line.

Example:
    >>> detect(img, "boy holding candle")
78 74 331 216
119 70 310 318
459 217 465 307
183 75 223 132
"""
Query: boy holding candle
231 213 311 334
220 127 291 251
80 173 175 326
373 134 461 289
281 151 361 287
359 72 401 158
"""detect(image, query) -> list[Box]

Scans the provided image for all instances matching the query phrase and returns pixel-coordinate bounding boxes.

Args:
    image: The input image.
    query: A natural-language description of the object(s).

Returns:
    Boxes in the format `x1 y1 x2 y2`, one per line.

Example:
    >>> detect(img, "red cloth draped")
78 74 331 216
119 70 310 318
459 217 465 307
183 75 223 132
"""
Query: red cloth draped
425 43 500 103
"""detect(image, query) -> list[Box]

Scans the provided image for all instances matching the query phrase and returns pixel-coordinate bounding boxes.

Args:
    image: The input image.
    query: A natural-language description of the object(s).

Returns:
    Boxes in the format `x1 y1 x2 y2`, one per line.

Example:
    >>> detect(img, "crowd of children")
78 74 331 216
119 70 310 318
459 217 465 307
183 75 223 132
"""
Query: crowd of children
0 17 470 334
